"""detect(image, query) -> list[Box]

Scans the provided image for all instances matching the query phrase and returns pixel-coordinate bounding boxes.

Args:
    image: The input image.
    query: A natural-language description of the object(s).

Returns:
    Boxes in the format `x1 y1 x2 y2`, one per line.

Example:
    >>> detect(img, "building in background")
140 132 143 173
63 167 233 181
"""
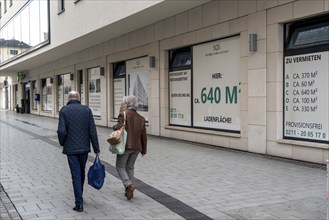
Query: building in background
0 0 328 164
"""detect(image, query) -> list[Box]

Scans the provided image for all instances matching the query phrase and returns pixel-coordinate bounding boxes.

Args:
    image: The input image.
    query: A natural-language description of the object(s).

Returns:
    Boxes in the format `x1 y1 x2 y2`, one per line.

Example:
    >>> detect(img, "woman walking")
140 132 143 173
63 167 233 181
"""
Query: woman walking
113 95 147 200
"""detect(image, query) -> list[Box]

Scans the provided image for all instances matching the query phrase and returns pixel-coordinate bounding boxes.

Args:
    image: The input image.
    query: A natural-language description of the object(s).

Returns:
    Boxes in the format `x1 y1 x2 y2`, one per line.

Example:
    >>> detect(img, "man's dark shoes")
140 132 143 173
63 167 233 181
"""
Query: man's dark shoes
73 205 83 212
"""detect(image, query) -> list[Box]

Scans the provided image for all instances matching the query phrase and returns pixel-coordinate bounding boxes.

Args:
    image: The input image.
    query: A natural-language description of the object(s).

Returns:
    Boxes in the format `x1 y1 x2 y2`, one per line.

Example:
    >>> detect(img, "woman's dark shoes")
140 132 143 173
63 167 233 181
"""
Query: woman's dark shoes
125 184 136 200
73 205 83 212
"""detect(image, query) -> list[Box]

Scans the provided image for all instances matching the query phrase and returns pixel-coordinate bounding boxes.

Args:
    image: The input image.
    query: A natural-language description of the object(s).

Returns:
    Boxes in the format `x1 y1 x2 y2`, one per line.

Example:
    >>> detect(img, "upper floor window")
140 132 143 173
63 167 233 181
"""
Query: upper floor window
0 0 50 65
10 50 18 55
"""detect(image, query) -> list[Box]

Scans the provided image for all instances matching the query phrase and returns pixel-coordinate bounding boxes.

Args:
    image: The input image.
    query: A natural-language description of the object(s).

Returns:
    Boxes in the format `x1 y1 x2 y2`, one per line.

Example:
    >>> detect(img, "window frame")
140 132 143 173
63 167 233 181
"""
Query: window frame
58 0 65 14
283 14 329 144
4 0 7 13
285 15 329 56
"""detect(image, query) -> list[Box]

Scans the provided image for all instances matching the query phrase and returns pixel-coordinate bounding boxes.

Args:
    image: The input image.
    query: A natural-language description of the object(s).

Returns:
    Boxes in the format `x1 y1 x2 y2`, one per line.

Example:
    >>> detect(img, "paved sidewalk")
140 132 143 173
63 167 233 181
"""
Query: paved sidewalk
0 110 327 219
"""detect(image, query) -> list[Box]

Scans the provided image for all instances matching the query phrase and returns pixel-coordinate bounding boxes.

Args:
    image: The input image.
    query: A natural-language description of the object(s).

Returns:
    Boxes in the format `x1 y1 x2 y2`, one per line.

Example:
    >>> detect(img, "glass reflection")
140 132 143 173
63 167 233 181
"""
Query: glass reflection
13 14 22 51
21 4 30 46
40 0 48 42
0 0 49 64
30 0 40 47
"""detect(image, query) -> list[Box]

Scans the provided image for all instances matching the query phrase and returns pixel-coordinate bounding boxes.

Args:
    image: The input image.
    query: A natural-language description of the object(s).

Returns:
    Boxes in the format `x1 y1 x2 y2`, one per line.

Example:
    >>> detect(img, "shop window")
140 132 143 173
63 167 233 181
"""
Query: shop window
15 84 19 107
112 57 149 120
88 67 102 117
168 37 241 132
78 70 85 105
41 78 52 112
284 15 329 143
126 57 149 121
57 74 72 111
169 47 192 127
31 80 38 110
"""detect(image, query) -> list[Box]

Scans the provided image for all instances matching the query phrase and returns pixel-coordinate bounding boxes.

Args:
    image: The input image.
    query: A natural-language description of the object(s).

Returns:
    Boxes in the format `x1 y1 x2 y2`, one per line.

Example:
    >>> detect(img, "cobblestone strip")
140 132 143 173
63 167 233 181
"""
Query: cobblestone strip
0 184 22 220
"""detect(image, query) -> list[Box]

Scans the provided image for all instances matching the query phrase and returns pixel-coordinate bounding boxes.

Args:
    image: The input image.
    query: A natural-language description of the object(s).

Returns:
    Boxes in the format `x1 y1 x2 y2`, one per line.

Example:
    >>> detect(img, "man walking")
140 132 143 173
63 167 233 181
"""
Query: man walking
57 91 100 212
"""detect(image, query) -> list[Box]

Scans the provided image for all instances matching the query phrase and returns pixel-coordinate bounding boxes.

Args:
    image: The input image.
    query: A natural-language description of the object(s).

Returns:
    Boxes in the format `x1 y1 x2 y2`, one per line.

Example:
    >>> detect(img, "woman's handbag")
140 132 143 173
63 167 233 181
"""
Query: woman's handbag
109 129 127 155
107 111 126 145
87 155 105 190
108 111 127 155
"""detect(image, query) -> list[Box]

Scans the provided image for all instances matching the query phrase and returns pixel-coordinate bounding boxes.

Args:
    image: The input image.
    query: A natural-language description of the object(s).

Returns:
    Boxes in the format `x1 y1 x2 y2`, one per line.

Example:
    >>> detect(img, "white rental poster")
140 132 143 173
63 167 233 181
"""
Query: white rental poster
88 67 101 117
192 36 240 132
113 78 125 118
284 51 329 142
169 70 191 126
126 57 149 121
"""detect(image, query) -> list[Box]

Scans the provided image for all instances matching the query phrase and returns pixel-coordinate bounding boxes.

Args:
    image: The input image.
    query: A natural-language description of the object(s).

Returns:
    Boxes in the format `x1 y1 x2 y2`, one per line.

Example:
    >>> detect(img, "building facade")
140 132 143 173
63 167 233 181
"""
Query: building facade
0 0 328 164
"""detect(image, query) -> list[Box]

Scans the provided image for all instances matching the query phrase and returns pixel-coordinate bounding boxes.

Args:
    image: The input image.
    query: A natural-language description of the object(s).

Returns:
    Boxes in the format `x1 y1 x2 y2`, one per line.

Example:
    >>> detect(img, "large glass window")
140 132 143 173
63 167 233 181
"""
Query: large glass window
284 15 329 143
113 62 126 118
41 78 52 112
169 36 241 133
57 74 72 111
0 0 49 65
15 84 19 107
31 80 38 110
126 57 149 121
112 57 149 120
169 48 192 126
78 70 85 105
30 0 41 47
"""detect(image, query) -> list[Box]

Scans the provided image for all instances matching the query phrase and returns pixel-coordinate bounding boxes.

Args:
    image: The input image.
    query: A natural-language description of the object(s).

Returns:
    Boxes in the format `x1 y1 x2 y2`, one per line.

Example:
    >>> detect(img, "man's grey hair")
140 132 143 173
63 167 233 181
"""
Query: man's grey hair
68 91 80 101
125 95 138 110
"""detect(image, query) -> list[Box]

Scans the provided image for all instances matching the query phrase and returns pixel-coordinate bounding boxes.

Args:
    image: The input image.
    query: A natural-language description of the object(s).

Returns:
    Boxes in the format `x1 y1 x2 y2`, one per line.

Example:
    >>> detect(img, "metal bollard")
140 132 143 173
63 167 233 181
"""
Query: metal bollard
327 160 329 220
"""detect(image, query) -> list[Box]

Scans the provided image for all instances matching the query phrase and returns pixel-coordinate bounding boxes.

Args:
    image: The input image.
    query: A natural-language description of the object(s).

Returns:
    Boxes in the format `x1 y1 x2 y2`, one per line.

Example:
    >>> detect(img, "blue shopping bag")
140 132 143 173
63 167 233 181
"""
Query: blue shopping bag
88 155 105 190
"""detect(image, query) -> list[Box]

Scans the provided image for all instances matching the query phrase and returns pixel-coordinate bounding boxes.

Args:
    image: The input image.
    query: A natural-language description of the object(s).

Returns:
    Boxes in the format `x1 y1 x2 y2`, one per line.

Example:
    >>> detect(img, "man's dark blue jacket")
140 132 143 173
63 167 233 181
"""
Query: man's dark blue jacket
57 100 100 155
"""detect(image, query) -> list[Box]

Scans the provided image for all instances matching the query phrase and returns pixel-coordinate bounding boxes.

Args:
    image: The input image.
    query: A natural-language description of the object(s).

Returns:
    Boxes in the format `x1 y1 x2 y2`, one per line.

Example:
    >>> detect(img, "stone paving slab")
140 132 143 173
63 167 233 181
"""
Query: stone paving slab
0 184 22 220
0 110 328 219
